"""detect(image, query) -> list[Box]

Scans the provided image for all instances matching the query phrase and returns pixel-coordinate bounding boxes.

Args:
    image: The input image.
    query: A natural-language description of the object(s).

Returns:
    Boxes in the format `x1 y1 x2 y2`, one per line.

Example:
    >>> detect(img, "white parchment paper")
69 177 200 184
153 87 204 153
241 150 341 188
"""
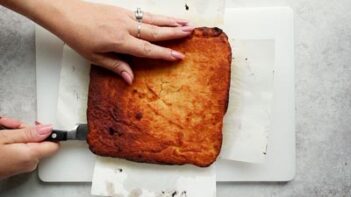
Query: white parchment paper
220 39 275 163
56 47 90 130
92 157 216 197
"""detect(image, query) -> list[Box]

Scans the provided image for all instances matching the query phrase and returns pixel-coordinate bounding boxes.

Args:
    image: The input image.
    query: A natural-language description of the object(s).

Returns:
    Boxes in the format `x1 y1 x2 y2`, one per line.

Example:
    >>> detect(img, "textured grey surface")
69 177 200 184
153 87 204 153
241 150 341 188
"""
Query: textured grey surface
0 0 351 196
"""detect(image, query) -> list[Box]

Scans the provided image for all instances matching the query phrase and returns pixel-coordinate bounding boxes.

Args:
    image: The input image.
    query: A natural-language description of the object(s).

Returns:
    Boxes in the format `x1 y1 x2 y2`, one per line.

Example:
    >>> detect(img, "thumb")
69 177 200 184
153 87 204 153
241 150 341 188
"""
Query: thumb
0 124 52 144
96 55 134 85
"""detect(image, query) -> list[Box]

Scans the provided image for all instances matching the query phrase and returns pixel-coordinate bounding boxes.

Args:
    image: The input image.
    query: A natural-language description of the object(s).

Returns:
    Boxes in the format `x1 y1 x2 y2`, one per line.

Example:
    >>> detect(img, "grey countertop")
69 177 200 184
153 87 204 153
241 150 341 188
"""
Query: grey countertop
1 0 351 196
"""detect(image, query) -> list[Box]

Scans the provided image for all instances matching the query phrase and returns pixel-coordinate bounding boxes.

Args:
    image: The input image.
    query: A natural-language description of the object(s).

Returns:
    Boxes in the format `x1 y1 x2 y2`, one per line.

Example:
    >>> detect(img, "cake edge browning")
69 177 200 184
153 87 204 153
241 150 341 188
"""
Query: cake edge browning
87 27 232 167
193 27 232 114
199 27 232 167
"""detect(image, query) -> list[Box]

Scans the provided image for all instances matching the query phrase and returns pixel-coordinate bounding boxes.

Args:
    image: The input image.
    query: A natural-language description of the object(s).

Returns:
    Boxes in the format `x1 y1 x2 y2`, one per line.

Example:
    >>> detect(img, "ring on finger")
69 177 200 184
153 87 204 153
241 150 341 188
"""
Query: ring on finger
135 8 144 22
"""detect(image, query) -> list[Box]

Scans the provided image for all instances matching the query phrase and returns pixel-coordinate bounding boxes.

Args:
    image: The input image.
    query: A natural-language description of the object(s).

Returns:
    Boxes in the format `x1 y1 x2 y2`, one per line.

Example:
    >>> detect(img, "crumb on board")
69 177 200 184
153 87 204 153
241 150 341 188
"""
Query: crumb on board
172 191 177 197
185 4 189 10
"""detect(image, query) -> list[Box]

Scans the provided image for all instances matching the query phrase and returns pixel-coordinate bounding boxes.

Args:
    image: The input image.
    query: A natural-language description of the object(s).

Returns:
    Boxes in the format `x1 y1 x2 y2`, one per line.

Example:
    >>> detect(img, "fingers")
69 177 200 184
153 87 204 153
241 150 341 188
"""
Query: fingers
141 12 188 27
95 55 134 85
1 144 39 176
26 142 60 159
130 23 194 42
0 116 22 129
116 36 185 61
0 124 53 144
2 142 59 176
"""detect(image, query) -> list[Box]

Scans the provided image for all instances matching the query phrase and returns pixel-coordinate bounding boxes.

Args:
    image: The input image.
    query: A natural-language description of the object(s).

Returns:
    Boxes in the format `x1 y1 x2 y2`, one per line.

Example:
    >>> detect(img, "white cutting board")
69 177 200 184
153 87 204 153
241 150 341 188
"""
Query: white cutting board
216 7 295 181
37 7 295 182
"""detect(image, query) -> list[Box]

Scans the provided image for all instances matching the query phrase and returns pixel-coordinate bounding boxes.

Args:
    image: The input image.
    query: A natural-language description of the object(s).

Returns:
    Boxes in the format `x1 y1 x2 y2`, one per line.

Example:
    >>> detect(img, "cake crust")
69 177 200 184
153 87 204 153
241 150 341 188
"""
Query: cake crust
87 27 232 167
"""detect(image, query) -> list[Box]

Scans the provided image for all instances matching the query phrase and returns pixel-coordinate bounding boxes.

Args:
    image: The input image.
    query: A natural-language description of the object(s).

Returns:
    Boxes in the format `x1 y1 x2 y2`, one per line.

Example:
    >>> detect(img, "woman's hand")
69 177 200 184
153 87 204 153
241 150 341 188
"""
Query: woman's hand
1 0 193 84
53 1 193 84
0 116 59 180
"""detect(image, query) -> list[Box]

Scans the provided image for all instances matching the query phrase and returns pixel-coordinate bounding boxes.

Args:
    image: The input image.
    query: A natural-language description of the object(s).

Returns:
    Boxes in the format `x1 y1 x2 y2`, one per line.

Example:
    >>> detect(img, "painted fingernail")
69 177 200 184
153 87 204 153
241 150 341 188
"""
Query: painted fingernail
177 19 189 26
171 50 185 60
121 71 133 85
181 26 195 33
36 124 52 135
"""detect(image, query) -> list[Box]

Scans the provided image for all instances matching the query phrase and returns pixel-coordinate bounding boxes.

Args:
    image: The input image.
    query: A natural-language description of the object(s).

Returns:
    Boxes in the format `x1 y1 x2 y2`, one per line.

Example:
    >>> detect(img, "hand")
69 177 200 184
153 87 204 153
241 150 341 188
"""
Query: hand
0 116 59 180
1 0 193 84
50 0 193 84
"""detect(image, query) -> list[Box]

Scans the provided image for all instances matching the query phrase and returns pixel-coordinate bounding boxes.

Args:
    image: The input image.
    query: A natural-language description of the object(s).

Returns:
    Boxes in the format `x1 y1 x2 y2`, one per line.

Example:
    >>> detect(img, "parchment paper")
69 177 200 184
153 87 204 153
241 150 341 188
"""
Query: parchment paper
56 47 90 130
220 39 275 163
92 157 216 197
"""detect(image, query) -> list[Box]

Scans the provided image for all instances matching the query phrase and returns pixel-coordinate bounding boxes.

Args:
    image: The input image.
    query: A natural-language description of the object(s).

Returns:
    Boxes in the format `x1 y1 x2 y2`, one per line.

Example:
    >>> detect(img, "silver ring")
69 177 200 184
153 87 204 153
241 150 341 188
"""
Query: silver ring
135 8 143 22
137 23 142 38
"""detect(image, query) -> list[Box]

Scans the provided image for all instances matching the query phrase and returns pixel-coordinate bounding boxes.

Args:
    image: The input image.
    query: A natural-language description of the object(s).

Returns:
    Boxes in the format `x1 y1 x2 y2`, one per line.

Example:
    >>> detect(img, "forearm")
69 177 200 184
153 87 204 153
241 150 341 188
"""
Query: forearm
0 0 79 37
0 0 191 84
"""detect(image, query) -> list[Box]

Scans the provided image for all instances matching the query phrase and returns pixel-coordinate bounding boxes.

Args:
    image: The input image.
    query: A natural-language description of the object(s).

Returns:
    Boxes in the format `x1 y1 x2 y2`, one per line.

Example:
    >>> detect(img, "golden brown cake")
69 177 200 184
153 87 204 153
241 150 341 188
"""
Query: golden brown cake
87 27 231 167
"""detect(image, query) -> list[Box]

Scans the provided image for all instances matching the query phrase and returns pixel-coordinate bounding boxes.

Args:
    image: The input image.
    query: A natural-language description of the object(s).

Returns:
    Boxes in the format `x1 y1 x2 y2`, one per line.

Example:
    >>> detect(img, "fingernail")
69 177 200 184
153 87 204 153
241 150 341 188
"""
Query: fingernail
171 50 185 60
34 120 42 125
181 26 195 33
121 71 133 85
36 124 52 135
177 19 189 26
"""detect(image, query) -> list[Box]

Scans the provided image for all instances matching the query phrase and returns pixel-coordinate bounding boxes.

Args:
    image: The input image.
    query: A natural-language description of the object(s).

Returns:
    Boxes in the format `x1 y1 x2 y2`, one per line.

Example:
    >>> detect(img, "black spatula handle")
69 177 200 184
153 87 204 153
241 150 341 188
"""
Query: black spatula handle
45 130 67 141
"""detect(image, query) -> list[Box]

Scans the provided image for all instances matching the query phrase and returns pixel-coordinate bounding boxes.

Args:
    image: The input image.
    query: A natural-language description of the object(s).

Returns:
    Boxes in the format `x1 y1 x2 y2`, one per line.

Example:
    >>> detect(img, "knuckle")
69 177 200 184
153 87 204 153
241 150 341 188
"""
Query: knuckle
110 33 127 50
115 32 127 45
110 61 124 73
150 26 160 40
142 41 153 56
105 32 127 51
24 127 35 141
